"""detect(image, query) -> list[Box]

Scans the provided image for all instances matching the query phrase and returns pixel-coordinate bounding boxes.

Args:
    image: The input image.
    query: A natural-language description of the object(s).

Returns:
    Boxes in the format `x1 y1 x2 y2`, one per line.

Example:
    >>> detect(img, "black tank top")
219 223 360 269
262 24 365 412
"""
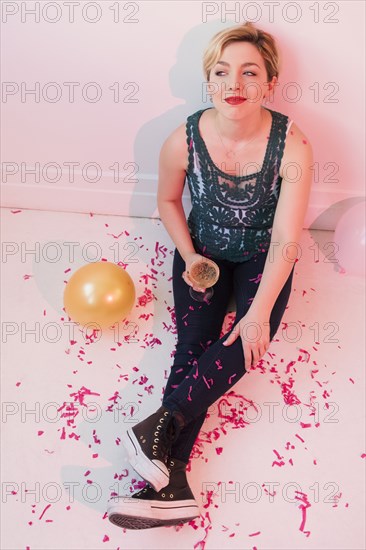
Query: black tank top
185 107 293 262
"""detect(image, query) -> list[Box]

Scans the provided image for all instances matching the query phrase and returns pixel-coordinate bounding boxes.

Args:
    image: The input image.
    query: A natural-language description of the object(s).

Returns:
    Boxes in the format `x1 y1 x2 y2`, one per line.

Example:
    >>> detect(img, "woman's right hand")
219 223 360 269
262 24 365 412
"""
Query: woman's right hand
182 252 206 293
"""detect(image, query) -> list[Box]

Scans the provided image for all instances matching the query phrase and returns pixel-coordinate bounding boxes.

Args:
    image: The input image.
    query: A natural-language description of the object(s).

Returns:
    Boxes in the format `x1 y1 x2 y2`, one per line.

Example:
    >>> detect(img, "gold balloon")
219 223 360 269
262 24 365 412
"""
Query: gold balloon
63 262 136 329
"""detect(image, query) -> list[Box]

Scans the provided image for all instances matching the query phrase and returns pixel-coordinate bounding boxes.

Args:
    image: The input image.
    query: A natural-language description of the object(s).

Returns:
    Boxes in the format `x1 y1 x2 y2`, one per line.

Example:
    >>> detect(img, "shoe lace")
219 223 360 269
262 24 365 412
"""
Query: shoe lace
133 485 155 498
160 416 181 459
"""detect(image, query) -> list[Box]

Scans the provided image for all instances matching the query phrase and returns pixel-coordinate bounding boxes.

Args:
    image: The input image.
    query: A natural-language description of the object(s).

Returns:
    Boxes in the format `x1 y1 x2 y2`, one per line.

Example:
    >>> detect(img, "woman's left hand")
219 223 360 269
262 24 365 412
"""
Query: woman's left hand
223 309 271 370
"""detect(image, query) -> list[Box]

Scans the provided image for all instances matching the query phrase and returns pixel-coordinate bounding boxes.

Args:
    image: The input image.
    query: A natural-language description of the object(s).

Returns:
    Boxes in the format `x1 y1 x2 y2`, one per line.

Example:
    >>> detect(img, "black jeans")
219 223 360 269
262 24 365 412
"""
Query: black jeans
162 245 295 464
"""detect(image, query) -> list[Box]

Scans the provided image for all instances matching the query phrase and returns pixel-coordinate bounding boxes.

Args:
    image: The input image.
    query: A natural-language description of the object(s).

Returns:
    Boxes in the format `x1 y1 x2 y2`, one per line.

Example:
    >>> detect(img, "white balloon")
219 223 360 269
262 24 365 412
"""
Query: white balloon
333 202 366 276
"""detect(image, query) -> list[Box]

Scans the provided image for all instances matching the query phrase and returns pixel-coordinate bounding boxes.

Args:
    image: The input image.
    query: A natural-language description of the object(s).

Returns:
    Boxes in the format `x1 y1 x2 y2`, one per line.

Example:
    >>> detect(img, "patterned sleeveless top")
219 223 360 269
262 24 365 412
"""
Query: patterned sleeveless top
185 107 293 262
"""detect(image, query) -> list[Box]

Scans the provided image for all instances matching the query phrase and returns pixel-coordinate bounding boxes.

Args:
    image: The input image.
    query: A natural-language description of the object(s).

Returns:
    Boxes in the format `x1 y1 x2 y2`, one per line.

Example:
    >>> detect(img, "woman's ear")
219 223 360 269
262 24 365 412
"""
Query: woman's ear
267 75 278 96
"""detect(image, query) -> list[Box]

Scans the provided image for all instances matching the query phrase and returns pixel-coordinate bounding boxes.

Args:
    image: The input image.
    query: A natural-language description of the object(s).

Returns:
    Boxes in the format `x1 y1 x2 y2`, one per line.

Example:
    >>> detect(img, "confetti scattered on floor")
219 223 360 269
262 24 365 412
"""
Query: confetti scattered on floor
2 208 364 550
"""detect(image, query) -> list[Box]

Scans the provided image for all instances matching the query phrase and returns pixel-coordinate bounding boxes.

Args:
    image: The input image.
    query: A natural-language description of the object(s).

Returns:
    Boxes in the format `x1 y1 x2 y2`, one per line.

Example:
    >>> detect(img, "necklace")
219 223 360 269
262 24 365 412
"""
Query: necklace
214 111 264 159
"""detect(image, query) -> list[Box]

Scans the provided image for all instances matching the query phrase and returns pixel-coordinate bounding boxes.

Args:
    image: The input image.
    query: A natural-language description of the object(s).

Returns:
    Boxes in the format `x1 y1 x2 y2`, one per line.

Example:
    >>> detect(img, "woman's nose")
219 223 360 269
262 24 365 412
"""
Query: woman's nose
227 78 241 92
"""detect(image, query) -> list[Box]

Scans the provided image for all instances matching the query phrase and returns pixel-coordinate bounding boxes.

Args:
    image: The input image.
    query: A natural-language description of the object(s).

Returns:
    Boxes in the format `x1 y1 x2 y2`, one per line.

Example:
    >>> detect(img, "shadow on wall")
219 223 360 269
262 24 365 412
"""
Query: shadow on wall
309 196 365 231
129 20 234 219
129 20 361 235
308 196 365 272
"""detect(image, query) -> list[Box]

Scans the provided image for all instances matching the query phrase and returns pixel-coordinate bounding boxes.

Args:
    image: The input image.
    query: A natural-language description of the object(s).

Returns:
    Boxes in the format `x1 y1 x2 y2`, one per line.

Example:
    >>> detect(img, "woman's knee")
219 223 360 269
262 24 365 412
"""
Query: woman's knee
172 341 211 367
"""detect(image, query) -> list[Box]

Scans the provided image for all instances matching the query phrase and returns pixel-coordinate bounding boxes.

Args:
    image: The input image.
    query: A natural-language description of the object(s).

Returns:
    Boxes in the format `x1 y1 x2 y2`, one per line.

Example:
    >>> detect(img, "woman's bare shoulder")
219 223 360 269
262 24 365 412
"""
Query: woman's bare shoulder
280 120 313 178
287 120 312 145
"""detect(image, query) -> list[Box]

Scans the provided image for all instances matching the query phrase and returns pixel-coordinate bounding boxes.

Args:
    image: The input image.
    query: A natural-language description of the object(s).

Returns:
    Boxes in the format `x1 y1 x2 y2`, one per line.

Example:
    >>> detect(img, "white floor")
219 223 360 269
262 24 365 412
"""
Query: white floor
1 206 365 550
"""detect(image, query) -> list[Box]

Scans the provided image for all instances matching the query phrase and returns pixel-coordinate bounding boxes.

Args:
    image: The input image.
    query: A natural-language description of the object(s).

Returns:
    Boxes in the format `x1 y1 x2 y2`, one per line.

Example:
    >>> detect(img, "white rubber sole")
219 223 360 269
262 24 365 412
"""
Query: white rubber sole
108 496 200 530
123 428 170 492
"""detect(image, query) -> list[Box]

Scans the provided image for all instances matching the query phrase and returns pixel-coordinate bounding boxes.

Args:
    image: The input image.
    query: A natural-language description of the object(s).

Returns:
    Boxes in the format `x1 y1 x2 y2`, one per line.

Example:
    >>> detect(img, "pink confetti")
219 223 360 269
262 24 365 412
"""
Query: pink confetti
299 348 310 362
193 363 199 380
272 449 286 467
203 375 212 389
215 359 223 370
262 484 277 498
281 377 301 405
249 273 262 284
228 374 237 385
93 430 101 445
273 449 283 460
192 510 212 549
137 287 156 306
107 229 130 240
154 241 167 259
187 385 193 401
69 386 101 406
285 360 297 374
295 491 311 536
38 504 51 520
331 492 343 508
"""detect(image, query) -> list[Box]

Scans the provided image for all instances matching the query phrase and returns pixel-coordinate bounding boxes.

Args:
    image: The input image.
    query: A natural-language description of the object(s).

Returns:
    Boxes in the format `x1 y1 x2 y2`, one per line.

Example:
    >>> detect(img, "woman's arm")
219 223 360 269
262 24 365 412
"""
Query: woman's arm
249 122 314 315
223 122 314 364
157 124 197 263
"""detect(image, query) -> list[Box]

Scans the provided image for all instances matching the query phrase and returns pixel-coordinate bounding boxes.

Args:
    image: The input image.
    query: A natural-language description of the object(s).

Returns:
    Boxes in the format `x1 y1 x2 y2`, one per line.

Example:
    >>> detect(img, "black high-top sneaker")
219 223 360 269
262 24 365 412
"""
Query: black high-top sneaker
107 457 200 529
123 405 186 492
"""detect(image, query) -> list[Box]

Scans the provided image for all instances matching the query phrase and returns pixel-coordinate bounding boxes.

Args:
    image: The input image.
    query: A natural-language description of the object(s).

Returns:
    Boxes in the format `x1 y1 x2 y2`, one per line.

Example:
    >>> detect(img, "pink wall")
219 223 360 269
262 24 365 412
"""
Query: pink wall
1 1 365 227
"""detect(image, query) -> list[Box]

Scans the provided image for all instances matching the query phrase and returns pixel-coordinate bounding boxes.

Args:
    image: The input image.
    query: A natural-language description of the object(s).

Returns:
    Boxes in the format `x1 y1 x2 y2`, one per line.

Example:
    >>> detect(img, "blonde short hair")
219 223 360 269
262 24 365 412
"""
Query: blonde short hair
203 22 280 83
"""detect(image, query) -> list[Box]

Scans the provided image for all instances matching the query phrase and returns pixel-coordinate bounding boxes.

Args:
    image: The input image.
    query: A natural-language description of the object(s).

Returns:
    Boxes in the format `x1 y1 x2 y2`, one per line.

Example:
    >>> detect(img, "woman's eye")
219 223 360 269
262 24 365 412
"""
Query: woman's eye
214 71 256 77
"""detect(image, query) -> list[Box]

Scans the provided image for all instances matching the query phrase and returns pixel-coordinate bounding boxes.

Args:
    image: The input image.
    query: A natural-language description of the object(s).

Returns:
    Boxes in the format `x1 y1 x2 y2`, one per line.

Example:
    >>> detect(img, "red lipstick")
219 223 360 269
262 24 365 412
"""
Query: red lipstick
225 97 246 105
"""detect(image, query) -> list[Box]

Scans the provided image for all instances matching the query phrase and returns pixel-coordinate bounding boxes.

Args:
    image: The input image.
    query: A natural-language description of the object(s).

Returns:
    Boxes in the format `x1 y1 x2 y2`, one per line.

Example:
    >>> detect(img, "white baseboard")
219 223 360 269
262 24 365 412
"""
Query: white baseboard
1 180 364 231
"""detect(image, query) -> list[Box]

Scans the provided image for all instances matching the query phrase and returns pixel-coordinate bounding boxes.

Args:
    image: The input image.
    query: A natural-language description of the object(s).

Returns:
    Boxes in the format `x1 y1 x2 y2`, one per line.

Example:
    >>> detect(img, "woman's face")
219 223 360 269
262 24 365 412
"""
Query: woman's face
208 41 277 116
